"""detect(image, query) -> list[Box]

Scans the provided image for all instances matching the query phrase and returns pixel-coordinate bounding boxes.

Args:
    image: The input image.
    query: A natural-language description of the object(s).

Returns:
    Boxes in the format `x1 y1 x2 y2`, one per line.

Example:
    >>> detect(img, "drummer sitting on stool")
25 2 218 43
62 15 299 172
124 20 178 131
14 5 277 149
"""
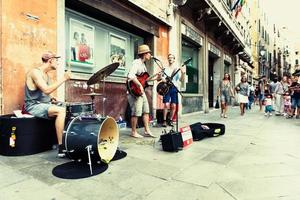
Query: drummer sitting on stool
24 51 71 158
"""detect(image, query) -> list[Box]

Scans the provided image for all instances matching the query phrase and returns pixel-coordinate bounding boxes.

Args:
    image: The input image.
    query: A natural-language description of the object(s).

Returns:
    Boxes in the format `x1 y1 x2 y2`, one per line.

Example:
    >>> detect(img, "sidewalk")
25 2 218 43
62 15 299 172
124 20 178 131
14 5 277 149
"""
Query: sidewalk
1 107 300 200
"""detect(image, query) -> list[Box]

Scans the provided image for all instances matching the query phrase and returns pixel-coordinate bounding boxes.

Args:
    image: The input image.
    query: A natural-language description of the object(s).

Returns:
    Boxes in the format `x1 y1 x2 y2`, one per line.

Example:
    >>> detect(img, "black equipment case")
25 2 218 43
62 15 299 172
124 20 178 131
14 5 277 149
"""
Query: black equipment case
160 130 183 152
190 122 225 141
0 115 57 156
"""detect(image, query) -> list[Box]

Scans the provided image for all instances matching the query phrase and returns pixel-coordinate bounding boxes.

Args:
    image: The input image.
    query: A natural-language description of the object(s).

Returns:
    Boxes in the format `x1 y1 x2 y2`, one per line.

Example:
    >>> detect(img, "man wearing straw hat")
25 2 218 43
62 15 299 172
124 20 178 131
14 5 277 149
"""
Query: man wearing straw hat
127 44 156 138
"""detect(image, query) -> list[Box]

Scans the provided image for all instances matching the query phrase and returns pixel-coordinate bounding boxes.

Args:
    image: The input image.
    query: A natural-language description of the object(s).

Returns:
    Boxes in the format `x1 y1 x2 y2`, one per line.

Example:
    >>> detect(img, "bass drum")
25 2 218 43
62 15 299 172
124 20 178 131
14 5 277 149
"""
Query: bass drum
63 115 119 164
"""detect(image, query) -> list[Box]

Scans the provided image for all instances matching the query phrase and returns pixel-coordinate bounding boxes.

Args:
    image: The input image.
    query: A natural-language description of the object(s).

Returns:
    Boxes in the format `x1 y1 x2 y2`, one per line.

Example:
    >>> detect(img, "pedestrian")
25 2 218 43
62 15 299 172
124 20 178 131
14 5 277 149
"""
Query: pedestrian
258 75 267 111
274 76 289 116
289 72 300 118
218 73 234 118
269 77 278 111
236 76 249 116
246 82 255 110
264 93 273 117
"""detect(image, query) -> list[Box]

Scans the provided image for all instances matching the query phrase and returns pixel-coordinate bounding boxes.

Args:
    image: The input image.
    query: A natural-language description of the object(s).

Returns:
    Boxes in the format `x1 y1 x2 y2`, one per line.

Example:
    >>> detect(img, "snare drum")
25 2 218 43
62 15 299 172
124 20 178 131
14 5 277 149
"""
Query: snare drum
66 102 94 117
63 115 119 164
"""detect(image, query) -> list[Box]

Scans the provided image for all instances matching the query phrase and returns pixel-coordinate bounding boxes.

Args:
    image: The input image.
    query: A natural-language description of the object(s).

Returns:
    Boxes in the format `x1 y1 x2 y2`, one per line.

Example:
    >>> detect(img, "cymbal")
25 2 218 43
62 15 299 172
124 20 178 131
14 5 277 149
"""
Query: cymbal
82 92 103 96
87 62 120 85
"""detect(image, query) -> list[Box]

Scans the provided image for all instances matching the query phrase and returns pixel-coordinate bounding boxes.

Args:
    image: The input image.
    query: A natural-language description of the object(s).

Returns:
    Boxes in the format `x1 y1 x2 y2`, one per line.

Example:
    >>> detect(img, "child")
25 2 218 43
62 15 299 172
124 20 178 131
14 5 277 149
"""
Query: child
264 93 273 116
283 93 292 118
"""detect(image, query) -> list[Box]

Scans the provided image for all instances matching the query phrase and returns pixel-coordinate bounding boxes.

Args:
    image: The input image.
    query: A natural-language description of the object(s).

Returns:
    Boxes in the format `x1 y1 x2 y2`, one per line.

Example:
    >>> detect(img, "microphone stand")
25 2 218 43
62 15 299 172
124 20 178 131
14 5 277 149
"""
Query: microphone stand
152 58 183 133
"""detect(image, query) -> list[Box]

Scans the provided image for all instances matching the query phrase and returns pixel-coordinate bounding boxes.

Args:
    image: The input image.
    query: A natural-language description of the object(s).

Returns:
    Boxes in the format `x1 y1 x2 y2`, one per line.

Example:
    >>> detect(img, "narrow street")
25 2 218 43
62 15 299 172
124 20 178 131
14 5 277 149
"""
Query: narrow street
1 107 299 200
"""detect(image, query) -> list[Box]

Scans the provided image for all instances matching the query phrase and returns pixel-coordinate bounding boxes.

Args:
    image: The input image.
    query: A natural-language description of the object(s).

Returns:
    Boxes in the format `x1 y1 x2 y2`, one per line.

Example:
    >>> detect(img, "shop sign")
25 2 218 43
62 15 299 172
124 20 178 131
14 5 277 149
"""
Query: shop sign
181 23 203 46
224 54 232 64
208 43 221 57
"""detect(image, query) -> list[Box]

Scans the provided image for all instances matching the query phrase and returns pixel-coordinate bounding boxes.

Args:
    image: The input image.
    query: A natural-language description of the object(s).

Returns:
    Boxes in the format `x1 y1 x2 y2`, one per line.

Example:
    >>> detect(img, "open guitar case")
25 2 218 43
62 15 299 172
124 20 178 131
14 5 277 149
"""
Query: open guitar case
190 122 225 141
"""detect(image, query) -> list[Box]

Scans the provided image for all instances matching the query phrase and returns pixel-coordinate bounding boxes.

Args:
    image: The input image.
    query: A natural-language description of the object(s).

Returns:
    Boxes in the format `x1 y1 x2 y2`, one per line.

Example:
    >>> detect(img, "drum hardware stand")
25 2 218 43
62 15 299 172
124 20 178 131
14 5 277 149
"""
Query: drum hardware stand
102 77 106 117
86 145 93 175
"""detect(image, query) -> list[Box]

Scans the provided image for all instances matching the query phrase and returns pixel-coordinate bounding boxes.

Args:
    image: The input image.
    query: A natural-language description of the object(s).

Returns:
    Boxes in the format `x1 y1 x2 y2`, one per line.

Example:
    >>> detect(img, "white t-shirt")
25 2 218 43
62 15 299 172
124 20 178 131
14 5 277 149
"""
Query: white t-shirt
127 58 147 79
162 64 181 89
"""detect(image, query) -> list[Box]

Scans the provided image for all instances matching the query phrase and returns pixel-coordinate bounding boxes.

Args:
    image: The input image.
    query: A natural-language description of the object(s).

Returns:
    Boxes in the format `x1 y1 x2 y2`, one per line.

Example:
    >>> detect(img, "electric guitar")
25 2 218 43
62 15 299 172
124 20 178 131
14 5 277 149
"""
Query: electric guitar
127 72 150 97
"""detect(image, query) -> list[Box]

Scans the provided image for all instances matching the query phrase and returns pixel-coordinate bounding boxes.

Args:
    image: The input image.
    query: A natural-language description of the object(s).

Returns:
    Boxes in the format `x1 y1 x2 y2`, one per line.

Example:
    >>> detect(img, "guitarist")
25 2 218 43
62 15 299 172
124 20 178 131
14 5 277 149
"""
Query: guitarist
127 44 156 138
160 54 186 127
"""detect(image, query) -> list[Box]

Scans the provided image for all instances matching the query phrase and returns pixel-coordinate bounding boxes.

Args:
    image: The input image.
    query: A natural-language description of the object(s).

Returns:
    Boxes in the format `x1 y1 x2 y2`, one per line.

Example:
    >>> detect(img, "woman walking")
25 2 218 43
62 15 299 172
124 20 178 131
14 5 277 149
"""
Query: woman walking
218 73 234 118
236 76 249 116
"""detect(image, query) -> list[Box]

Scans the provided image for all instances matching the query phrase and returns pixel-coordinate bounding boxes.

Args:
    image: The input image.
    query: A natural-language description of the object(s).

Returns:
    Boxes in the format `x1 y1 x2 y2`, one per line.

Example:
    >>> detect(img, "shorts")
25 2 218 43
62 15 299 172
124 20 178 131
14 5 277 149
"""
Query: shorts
127 93 150 117
258 94 265 101
220 92 230 104
25 102 53 119
291 97 300 109
163 86 178 104
265 105 272 113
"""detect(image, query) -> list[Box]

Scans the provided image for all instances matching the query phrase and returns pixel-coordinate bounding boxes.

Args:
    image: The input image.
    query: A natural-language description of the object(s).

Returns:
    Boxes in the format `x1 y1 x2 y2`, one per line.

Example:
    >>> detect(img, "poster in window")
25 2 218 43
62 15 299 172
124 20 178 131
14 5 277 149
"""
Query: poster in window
110 34 126 75
70 18 94 66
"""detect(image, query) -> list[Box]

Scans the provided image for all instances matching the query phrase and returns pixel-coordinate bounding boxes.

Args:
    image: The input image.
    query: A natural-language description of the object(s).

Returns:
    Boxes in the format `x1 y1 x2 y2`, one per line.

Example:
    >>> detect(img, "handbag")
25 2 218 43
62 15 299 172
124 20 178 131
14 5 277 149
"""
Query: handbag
215 98 220 109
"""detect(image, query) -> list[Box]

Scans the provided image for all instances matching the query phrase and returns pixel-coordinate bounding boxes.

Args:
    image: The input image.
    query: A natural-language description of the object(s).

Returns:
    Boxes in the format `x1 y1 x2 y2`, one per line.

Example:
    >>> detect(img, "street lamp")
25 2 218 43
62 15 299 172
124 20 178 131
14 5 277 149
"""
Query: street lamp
259 48 266 76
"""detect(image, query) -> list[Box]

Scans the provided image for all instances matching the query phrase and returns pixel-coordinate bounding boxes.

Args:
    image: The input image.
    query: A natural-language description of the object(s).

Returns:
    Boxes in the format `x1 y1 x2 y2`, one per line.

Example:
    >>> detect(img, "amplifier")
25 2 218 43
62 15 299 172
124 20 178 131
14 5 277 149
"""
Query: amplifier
160 130 183 152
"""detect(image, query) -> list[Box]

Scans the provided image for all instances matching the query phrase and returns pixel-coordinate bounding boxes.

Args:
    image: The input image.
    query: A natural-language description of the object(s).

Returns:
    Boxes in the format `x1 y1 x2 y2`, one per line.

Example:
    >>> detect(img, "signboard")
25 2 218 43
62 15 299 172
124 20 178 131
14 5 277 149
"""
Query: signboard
181 23 203 46
208 43 221 57
179 126 193 148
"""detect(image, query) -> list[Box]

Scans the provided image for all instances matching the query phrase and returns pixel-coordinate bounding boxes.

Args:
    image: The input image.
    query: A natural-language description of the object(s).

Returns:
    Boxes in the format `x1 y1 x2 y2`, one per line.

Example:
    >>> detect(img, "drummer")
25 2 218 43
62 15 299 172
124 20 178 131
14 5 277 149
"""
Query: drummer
127 44 156 138
24 51 71 158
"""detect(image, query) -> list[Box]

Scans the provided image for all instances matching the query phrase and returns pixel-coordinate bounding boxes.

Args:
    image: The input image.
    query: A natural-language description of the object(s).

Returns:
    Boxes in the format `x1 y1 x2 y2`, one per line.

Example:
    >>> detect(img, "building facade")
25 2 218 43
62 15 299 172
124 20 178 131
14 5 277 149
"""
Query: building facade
0 0 253 119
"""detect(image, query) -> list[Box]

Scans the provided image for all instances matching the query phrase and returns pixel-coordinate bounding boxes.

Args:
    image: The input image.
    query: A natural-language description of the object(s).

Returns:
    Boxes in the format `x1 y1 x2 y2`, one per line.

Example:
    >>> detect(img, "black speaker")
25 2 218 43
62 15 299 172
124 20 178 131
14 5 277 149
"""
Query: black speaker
160 130 183 152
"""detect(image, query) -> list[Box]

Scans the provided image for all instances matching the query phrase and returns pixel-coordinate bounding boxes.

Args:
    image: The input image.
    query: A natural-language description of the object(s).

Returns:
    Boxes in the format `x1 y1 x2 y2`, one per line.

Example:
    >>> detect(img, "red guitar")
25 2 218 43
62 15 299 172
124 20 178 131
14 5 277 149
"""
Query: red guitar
127 72 150 97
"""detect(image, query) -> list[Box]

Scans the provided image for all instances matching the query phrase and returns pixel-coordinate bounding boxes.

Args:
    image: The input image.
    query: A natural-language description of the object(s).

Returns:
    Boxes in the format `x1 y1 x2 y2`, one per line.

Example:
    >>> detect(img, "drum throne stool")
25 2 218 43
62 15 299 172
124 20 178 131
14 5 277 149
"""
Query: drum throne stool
0 114 57 156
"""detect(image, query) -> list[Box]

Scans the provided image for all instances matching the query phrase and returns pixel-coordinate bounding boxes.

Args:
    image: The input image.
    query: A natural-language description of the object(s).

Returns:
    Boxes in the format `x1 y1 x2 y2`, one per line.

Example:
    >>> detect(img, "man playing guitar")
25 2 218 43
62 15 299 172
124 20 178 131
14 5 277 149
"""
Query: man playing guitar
127 44 156 138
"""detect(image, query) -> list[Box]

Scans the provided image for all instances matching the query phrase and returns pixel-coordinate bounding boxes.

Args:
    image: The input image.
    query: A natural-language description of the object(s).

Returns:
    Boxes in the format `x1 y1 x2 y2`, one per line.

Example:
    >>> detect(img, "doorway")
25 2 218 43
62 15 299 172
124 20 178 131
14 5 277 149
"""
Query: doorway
208 56 217 107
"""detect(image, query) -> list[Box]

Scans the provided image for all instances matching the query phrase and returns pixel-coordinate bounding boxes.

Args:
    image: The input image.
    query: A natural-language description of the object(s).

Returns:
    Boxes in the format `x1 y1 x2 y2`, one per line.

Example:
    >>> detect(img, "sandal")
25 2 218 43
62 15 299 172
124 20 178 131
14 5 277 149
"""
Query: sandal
144 132 156 138
130 133 144 138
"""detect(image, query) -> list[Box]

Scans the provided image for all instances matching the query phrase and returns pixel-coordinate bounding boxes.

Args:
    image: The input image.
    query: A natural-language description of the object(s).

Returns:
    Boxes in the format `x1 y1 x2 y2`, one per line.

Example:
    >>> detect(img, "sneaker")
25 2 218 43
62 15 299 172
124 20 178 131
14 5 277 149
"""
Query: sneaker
269 113 272 116
168 120 174 127
286 115 293 119
57 144 66 158
264 113 268 116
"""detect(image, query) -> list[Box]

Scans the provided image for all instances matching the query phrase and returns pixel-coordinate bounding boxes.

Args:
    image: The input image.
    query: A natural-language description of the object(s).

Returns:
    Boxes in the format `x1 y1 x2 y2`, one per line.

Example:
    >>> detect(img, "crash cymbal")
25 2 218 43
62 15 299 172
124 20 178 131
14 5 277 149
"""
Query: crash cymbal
82 92 103 96
87 62 120 85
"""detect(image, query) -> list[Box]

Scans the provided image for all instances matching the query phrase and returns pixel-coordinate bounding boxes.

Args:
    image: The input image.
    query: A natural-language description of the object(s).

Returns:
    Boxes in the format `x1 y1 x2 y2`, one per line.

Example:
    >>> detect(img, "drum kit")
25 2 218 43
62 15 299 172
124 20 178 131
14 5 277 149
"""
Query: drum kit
63 62 121 175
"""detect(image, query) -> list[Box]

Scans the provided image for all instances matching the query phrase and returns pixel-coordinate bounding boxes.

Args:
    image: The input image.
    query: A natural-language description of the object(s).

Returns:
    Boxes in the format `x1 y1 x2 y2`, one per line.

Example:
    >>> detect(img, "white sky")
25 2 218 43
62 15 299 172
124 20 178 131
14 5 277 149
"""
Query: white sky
261 0 300 44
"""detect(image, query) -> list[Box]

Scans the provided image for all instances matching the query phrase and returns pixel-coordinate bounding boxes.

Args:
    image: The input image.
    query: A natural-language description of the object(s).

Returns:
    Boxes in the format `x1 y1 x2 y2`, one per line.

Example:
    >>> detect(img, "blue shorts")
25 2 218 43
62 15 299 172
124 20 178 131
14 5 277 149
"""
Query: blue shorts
291 97 300 109
163 86 178 104
265 105 272 113
259 94 265 101
220 92 230 104
25 102 53 119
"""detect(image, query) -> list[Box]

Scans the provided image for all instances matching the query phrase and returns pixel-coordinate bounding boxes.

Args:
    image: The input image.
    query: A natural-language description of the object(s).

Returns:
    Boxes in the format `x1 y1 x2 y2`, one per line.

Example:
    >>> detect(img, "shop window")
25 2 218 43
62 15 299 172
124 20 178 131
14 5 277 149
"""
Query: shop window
181 39 199 94
66 11 143 78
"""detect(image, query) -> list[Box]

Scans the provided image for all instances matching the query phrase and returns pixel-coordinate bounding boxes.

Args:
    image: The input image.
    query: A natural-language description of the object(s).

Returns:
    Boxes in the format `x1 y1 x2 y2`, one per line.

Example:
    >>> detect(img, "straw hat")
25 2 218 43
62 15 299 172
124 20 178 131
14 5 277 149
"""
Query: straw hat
138 44 151 55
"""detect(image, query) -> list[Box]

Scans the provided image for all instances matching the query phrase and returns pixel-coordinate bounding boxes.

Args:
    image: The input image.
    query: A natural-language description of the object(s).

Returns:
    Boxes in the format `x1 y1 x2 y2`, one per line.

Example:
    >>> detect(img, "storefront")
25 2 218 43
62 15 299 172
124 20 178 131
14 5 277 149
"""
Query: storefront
208 43 221 108
63 0 169 119
180 22 203 114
